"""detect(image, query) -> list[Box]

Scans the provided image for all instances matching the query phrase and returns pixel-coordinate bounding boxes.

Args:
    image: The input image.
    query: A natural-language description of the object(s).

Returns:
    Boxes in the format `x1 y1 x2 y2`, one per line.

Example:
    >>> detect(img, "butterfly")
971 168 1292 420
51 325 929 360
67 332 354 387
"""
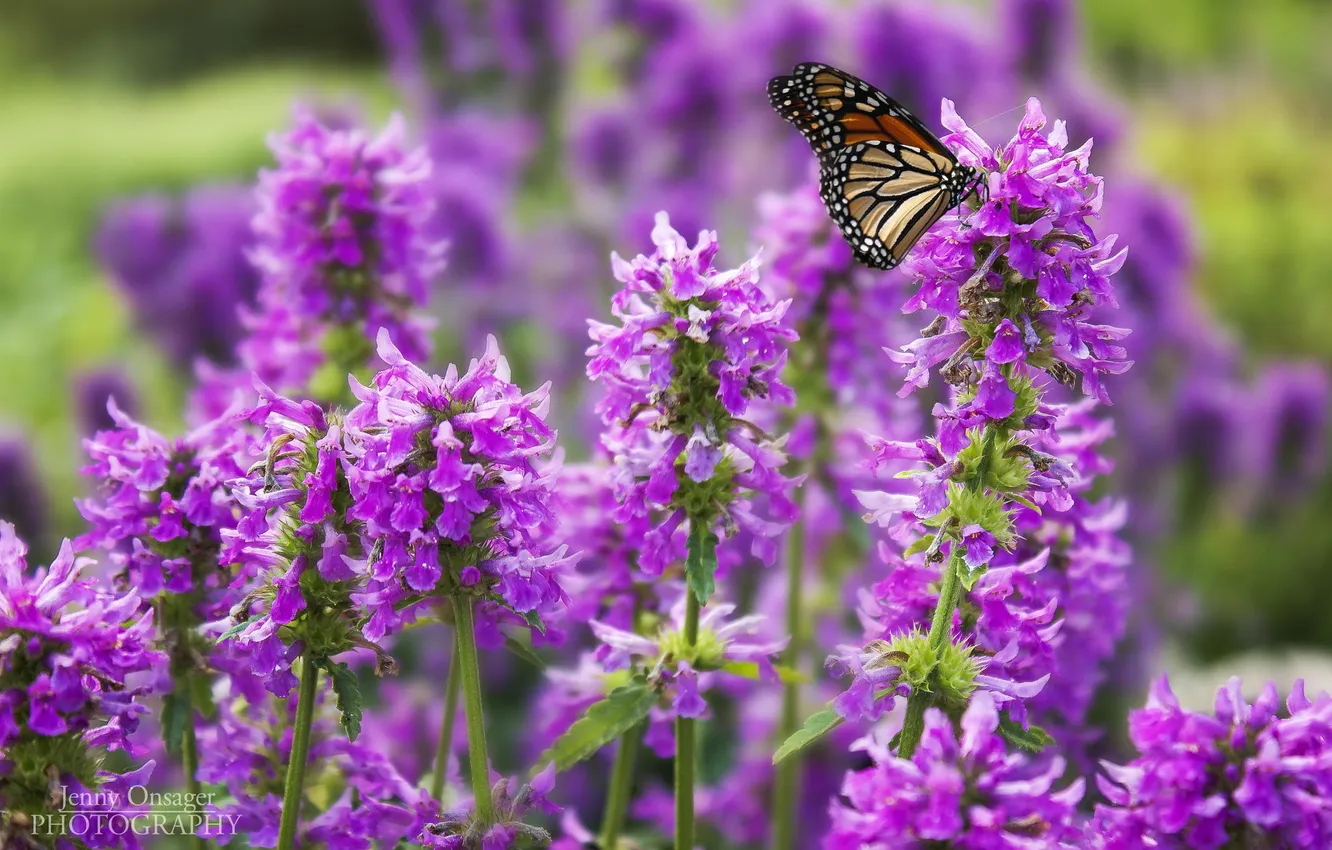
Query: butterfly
768 62 983 270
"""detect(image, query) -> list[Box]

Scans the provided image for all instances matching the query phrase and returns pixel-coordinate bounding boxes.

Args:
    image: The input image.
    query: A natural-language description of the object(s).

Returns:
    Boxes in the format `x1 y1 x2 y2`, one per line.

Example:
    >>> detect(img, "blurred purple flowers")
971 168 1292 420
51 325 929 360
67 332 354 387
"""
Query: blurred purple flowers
1093 677 1332 848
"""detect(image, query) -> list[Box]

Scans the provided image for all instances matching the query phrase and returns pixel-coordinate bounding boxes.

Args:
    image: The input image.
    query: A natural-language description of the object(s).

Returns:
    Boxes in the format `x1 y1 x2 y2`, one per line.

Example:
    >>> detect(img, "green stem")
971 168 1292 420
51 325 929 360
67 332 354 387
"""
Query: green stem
770 495 807 850
675 589 701 850
451 595 496 825
599 722 645 850
181 712 208 850
897 551 963 759
429 637 463 801
276 654 319 850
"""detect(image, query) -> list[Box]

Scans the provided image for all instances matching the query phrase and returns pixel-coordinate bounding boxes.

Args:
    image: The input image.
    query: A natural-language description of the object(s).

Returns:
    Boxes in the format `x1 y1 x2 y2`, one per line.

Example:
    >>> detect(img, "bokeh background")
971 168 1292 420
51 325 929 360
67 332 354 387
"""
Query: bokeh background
1 0 1331 758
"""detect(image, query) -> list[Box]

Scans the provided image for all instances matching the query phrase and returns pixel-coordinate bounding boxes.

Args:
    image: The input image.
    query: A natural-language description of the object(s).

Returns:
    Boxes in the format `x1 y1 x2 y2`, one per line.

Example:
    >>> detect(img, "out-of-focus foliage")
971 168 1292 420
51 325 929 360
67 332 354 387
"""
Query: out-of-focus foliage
1083 0 1332 97
0 66 393 533
0 0 380 81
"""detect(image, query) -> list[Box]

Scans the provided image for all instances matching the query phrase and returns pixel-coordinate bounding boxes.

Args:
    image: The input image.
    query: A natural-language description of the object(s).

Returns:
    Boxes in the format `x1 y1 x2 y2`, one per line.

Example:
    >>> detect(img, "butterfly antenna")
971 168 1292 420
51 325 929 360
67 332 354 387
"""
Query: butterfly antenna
971 103 1026 128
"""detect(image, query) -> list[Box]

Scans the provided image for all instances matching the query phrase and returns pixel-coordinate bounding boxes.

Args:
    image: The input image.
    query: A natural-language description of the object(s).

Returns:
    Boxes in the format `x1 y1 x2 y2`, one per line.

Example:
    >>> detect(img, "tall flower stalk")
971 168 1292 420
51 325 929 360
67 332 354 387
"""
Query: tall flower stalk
77 401 257 848
776 99 1130 775
584 212 799 847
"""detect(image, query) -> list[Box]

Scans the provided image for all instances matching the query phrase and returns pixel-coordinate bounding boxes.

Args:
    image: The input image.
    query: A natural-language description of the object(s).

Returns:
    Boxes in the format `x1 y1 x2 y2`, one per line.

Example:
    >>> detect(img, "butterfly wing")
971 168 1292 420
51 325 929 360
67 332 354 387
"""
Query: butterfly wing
769 62 954 163
769 62 979 269
820 140 964 270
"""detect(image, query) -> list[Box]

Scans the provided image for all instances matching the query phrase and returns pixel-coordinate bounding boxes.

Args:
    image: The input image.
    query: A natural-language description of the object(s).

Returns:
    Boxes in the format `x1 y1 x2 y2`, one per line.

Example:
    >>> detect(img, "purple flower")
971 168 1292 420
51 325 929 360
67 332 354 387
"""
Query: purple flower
77 399 257 618
587 212 800 575
343 329 572 640
421 764 560 848
0 431 48 554
192 112 444 418
95 185 259 367
589 594 787 721
824 693 1084 847
0 523 162 847
895 97 1131 405
1092 676 1332 848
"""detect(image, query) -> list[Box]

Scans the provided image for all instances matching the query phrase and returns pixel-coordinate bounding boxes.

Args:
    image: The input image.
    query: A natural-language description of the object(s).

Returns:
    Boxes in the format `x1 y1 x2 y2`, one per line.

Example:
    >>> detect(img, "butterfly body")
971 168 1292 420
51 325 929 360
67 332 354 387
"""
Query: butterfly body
768 62 981 269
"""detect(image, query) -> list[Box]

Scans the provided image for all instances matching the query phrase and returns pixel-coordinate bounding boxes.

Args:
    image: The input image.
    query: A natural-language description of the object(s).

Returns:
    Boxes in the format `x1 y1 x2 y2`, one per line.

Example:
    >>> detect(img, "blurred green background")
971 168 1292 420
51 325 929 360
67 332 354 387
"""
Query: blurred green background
0 0 1330 670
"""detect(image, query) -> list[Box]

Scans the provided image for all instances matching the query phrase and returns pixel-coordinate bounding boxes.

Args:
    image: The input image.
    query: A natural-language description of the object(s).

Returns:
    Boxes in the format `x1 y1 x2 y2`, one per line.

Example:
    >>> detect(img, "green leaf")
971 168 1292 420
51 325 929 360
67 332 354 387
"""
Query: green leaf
521 609 547 635
188 670 218 720
1008 493 1042 515
686 524 719 605
216 615 260 644
503 634 547 671
997 710 1054 754
161 690 189 756
772 705 844 764
904 534 936 557
721 661 806 684
539 682 657 771
323 661 364 742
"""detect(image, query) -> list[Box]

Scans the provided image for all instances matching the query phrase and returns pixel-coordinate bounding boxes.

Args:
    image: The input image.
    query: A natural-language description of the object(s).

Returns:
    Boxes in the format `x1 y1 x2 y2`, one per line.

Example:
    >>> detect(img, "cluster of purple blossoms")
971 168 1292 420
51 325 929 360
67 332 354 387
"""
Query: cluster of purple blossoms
1092 677 1332 848
0 524 162 848
193 112 444 418
834 99 1130 739
586 212 800 576
76 399 257 618
222 382 361 697
825 693 1084 847
422 765 561 849
344 330 572 642
591 594 787 728
198 676 438 848
95 185 259 367
892 97 1129 407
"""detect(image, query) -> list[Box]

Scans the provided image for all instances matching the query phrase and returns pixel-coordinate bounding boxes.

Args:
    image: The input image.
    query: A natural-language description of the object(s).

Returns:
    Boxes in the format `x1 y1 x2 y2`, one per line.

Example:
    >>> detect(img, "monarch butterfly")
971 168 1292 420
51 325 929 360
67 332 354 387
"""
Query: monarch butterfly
768 62 983 270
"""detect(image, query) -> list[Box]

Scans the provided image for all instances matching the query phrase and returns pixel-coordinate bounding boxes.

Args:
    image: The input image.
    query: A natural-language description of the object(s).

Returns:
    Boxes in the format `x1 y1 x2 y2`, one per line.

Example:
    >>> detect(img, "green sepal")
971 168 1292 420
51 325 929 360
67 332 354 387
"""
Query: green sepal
322 660 364 742
904 534 936 557
772 705 844 765
521 609 547 635
539 681 657 771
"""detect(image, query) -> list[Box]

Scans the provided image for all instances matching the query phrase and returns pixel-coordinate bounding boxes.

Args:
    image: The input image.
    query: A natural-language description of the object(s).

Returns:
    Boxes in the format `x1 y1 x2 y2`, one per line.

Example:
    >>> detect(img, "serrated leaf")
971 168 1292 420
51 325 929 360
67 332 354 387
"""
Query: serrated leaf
539 682 656 772
521 609 547 635
772 705 844 764
161 690 189 756
216 615 260 644
997 710 1054 753
188 670 217 720
904 534 936 557
503 634 547 671
323 661 364 742
686 525 719 605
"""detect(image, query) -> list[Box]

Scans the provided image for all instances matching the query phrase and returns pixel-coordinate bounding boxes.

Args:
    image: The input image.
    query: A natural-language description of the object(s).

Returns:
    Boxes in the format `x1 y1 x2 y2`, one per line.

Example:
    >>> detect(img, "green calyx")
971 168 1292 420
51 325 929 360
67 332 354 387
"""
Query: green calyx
0 730 101 828
955 426 1032 496
878 629 980 715
927 483 1015 551
657 622 728 671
